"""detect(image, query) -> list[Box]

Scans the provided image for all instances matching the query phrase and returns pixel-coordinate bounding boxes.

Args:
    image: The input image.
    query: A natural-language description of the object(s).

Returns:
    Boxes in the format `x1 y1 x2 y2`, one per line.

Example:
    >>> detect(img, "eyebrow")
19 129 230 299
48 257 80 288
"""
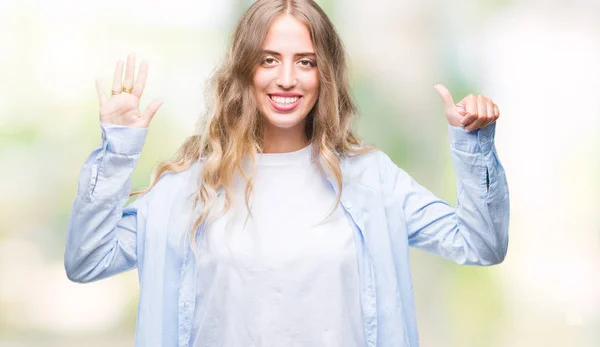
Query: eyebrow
262 49 316 58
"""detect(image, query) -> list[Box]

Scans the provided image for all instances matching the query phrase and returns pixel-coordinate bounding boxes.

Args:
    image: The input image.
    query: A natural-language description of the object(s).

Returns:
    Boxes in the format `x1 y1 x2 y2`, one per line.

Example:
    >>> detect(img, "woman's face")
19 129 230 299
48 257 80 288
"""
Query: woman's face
253 14 319 137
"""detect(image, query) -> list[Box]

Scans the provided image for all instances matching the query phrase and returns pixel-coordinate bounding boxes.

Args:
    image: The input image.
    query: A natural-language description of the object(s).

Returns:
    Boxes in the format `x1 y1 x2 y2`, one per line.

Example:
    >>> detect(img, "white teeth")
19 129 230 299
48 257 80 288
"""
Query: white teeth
270 96 300 105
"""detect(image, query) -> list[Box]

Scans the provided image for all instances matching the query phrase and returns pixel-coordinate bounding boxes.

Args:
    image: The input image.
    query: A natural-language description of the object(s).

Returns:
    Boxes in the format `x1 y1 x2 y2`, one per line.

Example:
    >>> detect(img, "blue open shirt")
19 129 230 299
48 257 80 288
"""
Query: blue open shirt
65 122 509 347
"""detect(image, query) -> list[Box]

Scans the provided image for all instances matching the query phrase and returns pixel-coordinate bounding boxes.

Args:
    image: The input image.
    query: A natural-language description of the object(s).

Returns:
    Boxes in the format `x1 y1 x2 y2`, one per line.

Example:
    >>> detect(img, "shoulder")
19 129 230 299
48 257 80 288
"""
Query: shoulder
339 149 416 200
339 148 407 191
341 148 401 177
139 159 204 203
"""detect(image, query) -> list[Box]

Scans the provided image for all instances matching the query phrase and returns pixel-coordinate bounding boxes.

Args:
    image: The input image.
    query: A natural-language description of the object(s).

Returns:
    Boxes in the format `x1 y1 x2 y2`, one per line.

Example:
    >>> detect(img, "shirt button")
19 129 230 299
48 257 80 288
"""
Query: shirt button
344 200 352 209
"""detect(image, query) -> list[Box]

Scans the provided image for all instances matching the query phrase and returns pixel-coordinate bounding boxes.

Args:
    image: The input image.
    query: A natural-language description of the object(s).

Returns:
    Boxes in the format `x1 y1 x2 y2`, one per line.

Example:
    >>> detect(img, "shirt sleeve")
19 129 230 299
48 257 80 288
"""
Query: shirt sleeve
64 122 150 282
383 122 510 265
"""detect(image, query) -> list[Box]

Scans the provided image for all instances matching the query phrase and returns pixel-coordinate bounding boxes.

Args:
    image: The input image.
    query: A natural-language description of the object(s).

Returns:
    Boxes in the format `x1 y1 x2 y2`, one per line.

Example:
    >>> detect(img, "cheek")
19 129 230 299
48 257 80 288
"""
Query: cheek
253 70 269 91
305 71 320 97
309 74 320 102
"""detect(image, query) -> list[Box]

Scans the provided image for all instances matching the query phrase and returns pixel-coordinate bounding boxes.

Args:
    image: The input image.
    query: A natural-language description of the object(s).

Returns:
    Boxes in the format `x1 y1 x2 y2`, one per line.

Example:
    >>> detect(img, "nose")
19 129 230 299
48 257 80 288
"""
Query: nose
276 63 297 89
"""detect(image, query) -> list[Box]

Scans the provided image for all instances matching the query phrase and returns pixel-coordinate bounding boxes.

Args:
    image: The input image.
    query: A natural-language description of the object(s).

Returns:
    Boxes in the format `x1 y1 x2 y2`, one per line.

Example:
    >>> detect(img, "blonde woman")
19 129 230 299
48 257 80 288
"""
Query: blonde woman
64 0 509 346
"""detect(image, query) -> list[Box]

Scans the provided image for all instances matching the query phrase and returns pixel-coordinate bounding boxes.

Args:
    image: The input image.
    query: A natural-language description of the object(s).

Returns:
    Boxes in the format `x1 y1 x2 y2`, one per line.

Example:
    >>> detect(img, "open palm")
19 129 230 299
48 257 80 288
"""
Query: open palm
95 53 163 128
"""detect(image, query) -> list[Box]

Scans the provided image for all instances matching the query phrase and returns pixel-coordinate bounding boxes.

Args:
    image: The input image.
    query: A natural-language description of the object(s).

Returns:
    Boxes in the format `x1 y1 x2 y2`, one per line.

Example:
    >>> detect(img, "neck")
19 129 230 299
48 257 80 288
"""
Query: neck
262 122 309 153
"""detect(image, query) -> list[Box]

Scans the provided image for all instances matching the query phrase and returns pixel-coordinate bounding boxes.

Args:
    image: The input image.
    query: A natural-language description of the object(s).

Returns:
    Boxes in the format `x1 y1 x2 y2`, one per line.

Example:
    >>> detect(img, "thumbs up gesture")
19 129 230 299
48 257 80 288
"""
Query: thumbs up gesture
434 84 500 132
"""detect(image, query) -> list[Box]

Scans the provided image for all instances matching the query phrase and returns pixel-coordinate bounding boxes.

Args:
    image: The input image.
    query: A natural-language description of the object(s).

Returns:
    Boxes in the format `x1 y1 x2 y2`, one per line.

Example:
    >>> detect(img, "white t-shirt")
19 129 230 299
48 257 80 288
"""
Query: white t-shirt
190 144 366 347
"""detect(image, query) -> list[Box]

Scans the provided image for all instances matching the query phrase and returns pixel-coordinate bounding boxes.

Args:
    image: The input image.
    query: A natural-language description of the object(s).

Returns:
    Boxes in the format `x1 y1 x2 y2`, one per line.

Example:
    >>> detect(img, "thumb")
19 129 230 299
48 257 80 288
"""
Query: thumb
433 84 455 109
143 99 164 123
95 78 107 106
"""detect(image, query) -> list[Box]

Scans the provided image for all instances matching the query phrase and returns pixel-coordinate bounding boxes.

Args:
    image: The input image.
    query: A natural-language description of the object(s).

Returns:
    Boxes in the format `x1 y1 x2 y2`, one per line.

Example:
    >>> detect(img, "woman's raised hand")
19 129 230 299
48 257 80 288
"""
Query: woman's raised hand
434 84 500 132
95 53 164 128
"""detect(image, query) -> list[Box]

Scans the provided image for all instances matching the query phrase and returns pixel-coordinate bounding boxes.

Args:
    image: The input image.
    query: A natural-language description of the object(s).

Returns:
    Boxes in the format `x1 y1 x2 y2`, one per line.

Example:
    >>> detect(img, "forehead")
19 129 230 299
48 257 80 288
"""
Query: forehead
262 14 314 52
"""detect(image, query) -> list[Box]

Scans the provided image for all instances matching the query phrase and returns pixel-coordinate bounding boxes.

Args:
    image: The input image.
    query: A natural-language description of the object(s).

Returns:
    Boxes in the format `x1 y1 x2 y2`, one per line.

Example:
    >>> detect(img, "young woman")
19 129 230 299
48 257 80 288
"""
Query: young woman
65 0 509 346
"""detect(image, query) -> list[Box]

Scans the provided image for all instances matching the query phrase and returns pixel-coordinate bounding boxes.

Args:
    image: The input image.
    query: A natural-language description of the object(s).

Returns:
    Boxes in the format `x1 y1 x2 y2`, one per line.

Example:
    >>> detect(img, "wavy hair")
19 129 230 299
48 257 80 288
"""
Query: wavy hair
131 0 372 250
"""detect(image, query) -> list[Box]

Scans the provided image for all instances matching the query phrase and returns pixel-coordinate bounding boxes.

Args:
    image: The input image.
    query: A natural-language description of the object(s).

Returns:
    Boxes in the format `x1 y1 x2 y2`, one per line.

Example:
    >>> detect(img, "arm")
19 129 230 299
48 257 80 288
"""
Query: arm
384 122 509 265
64 123 149 282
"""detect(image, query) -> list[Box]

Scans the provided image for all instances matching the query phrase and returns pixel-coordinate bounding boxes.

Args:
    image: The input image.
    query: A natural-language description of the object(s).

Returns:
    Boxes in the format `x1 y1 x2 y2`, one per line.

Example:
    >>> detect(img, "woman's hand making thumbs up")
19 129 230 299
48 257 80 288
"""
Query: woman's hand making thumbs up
95 53 164 128
434 84 500 132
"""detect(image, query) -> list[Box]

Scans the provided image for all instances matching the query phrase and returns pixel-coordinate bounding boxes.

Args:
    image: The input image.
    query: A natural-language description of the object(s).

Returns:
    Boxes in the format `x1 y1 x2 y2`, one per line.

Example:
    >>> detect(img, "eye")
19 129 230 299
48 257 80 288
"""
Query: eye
299 59 316 67
262 57 277 66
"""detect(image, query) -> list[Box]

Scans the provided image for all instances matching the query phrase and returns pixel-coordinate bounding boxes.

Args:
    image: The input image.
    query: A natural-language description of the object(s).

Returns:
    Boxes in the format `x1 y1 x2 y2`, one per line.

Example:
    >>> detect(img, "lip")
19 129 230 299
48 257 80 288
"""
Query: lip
269 92 302 97
267 94 302 112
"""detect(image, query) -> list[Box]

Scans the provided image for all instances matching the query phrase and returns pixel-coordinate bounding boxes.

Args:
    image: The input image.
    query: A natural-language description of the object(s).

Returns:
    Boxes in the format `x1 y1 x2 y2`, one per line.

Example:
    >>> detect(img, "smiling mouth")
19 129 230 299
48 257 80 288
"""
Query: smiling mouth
269 95 301 105
267 94 302 112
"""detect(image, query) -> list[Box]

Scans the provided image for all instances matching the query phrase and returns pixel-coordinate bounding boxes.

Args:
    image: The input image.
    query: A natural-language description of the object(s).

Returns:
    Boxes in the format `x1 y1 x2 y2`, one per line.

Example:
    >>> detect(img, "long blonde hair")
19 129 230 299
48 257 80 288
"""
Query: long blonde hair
132 0 372 250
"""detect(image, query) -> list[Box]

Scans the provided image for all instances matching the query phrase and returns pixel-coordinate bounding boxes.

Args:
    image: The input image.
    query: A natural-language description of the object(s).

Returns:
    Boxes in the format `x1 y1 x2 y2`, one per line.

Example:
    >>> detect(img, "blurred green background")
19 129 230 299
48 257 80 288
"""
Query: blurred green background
0 0 598 346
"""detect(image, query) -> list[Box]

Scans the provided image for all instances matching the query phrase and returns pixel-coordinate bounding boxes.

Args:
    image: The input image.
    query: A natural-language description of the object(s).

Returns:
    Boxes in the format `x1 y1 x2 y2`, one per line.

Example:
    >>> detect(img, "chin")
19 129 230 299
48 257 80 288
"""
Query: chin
263 111 307 130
